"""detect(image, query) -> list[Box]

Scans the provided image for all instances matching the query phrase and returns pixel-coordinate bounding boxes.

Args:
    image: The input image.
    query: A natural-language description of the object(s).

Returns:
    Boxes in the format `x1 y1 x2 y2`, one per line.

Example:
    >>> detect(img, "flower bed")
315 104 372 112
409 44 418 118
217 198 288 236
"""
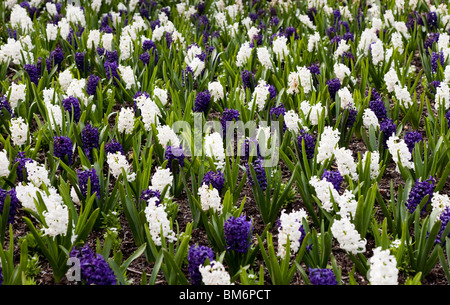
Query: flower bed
1 0 450 286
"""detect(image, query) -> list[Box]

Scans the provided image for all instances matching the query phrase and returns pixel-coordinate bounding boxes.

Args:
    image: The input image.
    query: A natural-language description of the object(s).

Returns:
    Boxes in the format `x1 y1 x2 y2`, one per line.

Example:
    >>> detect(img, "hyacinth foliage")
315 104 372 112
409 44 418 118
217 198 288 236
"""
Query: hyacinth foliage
2 0 450 286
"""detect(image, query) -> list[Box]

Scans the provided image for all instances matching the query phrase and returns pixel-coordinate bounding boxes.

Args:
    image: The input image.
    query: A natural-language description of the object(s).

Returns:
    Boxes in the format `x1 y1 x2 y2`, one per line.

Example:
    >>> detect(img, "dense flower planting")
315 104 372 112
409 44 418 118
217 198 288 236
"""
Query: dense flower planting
2 0 450 286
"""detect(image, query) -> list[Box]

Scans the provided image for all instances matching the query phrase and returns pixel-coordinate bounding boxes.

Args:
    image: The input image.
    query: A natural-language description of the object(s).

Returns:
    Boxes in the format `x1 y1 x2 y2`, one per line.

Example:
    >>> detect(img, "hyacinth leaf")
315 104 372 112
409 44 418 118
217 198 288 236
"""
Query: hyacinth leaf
258 231 310 285
438 238 450 283
107 243 146 285
302 220 332 269
354 183 377 239
0 227 28 285
0 193 11 244
409 214 441 278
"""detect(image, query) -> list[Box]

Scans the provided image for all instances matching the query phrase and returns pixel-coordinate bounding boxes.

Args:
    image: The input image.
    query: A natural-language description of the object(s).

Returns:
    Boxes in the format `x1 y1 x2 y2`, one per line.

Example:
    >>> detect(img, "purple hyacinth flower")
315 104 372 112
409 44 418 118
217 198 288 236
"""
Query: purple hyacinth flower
75 52 86 72
369 98 387 121
193 90 211 113
62 96 81 122
165 145 185 172
366 87 382 101
380 119 396 148
46 47 64 72
246 157 267 191
140 188 161 205
406 177 435 214
81 123 99 160
202 170 225 193
435 206 450 244
104 60 120 85
0 187 19 224
69 245 117 285
270 103 286 119
224 215 253 253
427 11 438 29
53 135 73 164
424 32 440 54
182 66 194 86
139 52 151 65
24 64 40 86
241 70 255 91
86 74 101 96
105 139 125 156
285 26 299 40
322 170 344 192
77 168 100 198
0 96 13 117
307 7 317 23
326 78 341 100
446 109 450 128
187 244 215 285
404 130 422 153
309 268 338 285
431 51 445 73
142 39 158 63
105 50 118 63
220 108 240 138
341 104 357 128
297 129 316 160
14 151 32 182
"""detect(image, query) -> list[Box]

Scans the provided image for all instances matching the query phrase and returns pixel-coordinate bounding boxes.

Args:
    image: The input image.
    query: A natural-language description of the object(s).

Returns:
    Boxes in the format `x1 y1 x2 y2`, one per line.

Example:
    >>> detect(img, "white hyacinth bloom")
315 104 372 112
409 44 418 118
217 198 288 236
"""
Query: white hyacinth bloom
107 152 136 182
272 35 289 61
66 78 87 105
25 161 50 187
371 39 385 65
277 208 308 257
117 107 135 135
208 81 224 101
150 167 173 194
8 83 26 109
46 23 59 41
384 69 400 93
199 261 232 285
204 132 225 169
331 216 366 254
58 69 74 92
144 197 176 246
368 247 399 285
337 87 353 109
394 85 413 108
0 150 10 177
198 183 222 213
431 192 450 221
307 32 321 52
249 82 270 112
362 108 380 129
287 70 301 95
156 125 180 148
316 126 340 163
118 65 139 90
153 87 168 105
333 63 351 83
386 135 413 171
298 66 313 94
135 95 160 131
256 47 273 70
10 117 28 146
435 82 450 110
16 183 41 213
284 110 301 133
309 175 340 212
361 151 381 180
42 188 69 238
